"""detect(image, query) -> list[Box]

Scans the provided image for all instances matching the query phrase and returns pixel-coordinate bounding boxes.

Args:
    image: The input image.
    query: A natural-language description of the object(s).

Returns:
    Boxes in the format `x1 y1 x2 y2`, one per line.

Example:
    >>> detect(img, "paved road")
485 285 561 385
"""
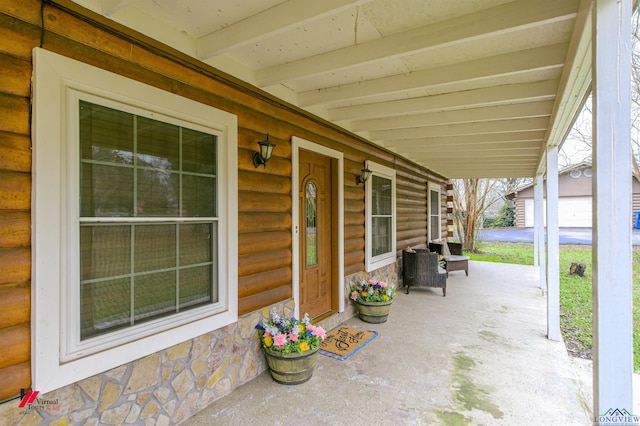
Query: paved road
477 227 640 246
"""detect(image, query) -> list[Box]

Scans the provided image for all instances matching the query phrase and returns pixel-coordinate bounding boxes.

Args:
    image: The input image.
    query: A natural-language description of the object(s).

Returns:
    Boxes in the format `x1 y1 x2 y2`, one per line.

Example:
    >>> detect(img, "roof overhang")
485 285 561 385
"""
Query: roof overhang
66 0 595 179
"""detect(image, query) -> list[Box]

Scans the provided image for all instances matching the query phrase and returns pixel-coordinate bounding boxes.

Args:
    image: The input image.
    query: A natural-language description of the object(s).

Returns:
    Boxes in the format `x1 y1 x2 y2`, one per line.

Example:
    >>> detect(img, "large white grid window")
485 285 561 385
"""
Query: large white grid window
78 100 218 340
365 161 396 272
429 183 441 241
32 48 238 393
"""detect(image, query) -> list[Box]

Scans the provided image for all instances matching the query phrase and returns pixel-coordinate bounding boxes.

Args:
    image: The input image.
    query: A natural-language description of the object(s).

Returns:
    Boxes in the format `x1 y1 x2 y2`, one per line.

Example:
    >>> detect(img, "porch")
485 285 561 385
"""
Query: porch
184 261 615 425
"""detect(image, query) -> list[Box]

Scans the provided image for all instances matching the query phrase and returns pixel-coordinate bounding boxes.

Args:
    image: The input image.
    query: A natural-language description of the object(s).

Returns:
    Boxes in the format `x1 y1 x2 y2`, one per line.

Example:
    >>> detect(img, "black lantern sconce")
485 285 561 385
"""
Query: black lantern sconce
356 165 372 185
253 134 276 168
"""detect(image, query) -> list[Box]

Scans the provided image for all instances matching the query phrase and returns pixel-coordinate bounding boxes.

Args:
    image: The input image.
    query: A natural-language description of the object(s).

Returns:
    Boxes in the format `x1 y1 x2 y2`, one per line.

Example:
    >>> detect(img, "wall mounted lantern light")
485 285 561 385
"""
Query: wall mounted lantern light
356 165 372 185
253 134 276 168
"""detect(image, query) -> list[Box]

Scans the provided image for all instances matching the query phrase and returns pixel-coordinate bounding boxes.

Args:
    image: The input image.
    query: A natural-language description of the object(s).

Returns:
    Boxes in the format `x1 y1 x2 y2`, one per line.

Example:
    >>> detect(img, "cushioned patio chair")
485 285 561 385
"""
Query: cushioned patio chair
402 249 447 296
428 241 469 277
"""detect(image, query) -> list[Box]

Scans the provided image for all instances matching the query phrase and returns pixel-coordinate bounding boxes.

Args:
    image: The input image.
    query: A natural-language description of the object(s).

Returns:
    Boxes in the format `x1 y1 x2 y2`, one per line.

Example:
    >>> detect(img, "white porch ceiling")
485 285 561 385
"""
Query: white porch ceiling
71 0 593 178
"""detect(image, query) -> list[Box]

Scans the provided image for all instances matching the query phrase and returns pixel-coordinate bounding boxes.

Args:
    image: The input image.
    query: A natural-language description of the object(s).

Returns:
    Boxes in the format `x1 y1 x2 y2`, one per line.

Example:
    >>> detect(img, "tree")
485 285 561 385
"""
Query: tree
562 102 592 166
452 179 498 252
452 178 528 251
493 201 515 228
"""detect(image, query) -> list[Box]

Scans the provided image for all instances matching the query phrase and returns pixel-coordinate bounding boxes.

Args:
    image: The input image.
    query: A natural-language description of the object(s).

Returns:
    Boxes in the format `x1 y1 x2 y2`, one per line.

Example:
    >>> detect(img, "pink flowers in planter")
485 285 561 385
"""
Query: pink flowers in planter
307 324 326 340
273 333 287 347
255 309 326 354
349 279 396 303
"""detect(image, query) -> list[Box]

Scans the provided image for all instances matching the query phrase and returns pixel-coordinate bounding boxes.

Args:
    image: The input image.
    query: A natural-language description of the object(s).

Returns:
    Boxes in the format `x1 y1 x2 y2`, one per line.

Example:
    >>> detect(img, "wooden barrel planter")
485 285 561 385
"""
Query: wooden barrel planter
354 300 393 323
263 346 320 385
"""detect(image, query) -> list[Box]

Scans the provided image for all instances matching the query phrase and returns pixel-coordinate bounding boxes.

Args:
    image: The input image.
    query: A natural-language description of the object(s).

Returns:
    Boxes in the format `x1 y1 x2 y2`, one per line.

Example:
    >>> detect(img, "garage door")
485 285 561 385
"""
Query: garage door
524 197 592 227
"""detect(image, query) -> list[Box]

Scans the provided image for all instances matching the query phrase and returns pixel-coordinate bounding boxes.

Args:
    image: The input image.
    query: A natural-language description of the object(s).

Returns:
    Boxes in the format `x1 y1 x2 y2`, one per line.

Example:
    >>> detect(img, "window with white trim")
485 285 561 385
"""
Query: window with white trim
78 100 219 341
429 183 441 241
365 161 396 272
32 48 238 393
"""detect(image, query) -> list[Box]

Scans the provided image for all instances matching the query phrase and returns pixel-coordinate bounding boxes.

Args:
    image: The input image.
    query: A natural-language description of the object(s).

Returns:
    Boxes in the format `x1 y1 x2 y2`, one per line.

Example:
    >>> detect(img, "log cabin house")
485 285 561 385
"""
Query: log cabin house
0 2 449 423
0 0 635 423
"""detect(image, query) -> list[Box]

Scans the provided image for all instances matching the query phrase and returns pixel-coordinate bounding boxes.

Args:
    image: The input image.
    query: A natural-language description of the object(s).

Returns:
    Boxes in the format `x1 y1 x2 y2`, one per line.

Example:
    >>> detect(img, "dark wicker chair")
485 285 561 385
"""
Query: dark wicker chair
402 249 447 296
428 241 469 277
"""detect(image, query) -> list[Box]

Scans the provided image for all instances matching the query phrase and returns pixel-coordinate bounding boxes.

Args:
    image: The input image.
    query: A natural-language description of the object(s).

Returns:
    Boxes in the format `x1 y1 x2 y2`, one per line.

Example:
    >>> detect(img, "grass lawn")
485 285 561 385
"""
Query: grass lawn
467 241 640 372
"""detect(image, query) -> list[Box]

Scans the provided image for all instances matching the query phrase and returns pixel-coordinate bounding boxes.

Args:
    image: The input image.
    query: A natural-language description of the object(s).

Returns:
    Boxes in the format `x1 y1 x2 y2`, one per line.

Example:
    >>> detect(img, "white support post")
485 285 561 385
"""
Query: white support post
534 175 546 289
592 0 634 416
534 185 540 267
546 148 560 341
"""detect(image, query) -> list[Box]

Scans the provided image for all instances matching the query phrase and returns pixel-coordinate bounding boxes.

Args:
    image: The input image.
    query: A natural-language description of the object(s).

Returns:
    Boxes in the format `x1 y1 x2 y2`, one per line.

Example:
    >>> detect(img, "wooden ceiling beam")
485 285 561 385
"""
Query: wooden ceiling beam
425 163 538 176
403 151 541 160
257 0 578 86
398 145 541 155
388 142 542 154
350 101 554 131
439 170 537 179
102 0 131 15
300 44 568 107
330 80 559 121
421 158 539 166
368 117 549 140
383 132 545 149
197 0 371 59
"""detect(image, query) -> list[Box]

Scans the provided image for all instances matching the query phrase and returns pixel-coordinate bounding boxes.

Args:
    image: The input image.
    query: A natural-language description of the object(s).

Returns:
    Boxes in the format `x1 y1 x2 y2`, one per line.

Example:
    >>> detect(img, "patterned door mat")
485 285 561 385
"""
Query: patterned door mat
319 325 378 360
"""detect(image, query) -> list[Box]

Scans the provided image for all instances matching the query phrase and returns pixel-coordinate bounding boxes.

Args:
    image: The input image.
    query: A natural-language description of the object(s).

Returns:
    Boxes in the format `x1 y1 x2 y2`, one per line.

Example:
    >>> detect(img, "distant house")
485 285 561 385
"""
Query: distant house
508 162 640 227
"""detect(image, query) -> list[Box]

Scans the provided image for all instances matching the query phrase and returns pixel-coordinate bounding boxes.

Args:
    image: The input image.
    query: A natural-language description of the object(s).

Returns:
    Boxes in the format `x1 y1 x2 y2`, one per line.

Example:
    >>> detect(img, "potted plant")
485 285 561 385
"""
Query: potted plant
255 310 326 385
349 279 396 323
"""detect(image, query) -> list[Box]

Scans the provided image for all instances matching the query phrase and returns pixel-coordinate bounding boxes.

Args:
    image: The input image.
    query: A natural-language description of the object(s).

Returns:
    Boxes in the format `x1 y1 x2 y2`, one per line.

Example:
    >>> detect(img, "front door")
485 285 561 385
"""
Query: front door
299 149 333 319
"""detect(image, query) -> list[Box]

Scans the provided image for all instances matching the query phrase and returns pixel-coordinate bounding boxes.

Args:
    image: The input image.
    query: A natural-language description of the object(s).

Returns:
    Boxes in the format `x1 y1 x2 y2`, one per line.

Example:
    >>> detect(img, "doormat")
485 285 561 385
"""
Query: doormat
319 325 378 361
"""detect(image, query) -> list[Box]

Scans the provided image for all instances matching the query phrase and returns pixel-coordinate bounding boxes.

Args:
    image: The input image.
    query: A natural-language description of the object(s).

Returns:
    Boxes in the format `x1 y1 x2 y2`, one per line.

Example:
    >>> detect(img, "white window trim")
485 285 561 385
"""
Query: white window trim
32 48 238 394
429 182 441 241
365 161 396 272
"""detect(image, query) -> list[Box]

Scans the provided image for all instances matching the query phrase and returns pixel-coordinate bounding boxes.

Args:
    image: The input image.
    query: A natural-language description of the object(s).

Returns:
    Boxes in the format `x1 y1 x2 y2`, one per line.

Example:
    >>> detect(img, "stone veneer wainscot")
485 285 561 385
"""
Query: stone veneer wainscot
0 265 396 425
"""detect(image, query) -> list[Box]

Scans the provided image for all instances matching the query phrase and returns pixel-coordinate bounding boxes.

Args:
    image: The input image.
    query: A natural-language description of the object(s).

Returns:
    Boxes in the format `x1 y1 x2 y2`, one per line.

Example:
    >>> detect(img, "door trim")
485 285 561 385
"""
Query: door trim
292 136 344 319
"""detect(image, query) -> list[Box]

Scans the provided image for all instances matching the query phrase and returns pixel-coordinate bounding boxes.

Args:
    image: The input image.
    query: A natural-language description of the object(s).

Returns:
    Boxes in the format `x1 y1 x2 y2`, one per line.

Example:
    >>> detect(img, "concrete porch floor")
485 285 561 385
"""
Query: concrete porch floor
184 261 634 425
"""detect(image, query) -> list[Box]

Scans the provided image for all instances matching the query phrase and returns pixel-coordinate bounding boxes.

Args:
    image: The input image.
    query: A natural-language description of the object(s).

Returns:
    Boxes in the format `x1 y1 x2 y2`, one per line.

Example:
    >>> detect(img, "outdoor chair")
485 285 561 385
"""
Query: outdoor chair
402 249 447 296
428 241 470 277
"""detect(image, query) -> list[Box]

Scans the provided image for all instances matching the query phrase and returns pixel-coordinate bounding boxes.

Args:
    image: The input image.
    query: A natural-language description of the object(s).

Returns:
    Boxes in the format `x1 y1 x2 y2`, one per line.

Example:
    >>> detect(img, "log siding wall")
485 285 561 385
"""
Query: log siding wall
0 1 448 401
0 1 37 400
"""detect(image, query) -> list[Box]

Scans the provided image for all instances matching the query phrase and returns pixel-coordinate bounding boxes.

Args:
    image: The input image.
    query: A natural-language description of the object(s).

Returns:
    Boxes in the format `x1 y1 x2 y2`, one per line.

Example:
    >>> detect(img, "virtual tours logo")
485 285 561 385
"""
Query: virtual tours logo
595 408 640 425
18 389 60 413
